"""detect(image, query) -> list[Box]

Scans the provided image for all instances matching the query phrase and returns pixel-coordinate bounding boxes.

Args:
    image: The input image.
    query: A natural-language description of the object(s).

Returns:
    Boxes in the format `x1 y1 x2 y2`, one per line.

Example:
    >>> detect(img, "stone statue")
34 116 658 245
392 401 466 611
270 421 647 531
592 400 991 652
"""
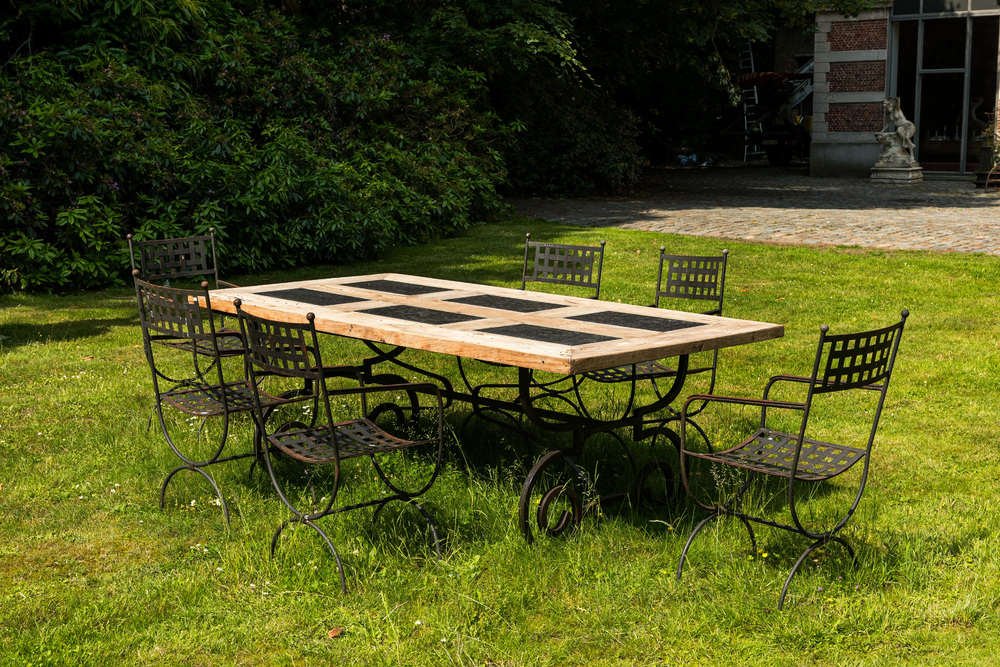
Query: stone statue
875 97 917 167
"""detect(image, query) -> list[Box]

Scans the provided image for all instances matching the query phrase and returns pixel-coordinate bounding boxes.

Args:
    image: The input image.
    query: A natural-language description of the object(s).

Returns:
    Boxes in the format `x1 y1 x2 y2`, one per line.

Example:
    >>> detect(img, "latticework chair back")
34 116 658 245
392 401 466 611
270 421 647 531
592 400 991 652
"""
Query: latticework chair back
521 233 606 299
239 308 324 383
785 313 907 477
128 229 225 288
654 249 728 315
134 276 217 345
236 305 344 433
813 318 903 394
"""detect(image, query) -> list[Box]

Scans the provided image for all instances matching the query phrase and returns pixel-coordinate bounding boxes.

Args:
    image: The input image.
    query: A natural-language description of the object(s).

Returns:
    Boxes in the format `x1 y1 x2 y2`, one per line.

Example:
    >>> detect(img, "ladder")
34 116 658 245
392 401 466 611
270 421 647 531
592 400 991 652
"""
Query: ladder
740 39 767 163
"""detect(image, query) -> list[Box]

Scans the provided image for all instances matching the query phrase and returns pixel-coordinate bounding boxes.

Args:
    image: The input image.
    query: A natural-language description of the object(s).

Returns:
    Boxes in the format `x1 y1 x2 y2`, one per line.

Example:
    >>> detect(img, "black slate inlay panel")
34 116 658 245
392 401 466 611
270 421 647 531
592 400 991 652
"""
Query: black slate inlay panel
567 310 706 333
261 288 367 307
358 305 481 326
447 294 563 313
481 324 618 346
343 279 448 295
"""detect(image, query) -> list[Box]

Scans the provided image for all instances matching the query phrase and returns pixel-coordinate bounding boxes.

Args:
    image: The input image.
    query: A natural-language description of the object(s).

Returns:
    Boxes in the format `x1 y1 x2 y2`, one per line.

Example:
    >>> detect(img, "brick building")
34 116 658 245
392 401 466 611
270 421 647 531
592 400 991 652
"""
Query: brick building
810 0 999 177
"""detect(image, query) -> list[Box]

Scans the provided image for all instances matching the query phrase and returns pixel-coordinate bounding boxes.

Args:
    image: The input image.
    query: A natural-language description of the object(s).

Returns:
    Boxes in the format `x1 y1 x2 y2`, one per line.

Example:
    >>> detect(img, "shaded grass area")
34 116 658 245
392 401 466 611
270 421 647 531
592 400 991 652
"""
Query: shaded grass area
2 216 1000 665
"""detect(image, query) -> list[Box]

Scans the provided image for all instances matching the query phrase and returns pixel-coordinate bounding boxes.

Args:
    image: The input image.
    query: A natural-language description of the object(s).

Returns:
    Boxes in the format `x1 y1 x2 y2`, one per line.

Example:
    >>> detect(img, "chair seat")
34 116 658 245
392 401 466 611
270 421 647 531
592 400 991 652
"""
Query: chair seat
268 420 433 464
157 330 245 357
161 381 282 416
686 428 867 482
584 361 713 383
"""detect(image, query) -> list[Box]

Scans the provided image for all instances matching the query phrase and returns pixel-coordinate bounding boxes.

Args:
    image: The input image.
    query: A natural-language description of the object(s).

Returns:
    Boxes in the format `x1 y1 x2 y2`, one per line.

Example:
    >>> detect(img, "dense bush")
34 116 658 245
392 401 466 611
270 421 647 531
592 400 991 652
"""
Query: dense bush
366 0 644 196
0 1 507 292
2 0 882 291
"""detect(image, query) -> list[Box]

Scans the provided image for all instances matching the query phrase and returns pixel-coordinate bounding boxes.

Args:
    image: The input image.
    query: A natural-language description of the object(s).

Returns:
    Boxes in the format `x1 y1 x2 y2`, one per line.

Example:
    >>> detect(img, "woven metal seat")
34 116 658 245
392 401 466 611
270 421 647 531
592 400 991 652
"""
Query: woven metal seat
677 310 909 609
161 381 260 416
704 428 867 481
134 277 284 523
267 419 434 464
236 302 445 593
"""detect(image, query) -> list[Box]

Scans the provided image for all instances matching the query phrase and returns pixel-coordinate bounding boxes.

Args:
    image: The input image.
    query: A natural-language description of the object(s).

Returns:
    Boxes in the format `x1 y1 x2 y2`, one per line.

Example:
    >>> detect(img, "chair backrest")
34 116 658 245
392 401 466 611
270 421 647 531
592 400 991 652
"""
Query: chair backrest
811 312 907 395
799 310 909 454
133 274 217 343
128 229 223 287
654 248 728 315
235 302 324 383
235 302 341 434
521 233 606 299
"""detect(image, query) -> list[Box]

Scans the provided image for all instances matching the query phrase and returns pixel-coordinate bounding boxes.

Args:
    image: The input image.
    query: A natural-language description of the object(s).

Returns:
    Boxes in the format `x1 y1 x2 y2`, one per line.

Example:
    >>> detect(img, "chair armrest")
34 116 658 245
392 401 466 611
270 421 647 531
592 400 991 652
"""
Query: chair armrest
763 374 883 397
679 393 805 453
682 393 806 416
762 374 813 400
319 365 362 381
215 328 243 338
327 382 444 410
217 280 239 289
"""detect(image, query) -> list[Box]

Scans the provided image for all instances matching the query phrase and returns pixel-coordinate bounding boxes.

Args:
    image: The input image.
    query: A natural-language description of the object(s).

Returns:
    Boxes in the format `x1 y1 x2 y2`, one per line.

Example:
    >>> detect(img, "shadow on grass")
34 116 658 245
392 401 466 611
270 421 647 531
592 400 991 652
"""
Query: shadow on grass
0 315 137 350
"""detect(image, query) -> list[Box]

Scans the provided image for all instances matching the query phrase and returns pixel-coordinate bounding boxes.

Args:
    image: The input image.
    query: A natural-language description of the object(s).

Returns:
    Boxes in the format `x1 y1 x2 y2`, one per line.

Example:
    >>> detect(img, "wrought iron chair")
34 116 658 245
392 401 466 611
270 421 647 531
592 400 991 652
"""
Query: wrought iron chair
458 233 608 399
134 276 284 522
235 301 445 593
676 310 908 609
521 232 606 299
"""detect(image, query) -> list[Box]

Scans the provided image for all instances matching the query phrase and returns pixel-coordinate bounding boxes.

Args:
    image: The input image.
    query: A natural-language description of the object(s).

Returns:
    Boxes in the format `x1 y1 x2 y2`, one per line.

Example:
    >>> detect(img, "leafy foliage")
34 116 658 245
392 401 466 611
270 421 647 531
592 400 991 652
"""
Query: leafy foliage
1 0 883 291
0 0 507 291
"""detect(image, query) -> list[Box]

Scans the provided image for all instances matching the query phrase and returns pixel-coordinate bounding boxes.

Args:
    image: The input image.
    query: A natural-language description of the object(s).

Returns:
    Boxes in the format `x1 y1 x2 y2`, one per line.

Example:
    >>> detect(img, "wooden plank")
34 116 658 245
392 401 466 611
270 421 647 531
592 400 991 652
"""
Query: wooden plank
211 273 784 374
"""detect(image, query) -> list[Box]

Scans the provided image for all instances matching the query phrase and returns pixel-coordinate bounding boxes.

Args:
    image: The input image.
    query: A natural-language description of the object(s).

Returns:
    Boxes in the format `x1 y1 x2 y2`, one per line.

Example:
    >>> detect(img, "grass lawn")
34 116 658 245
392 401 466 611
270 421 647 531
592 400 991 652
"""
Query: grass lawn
2 215 999 665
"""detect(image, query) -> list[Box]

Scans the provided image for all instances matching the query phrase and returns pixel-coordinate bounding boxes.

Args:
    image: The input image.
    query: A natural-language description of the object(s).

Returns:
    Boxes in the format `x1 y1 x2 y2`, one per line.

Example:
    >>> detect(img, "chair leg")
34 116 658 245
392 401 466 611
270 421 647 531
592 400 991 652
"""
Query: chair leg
271 518 348 594
777 536 856 610
676 511 720 580
676 511 758 580
372 498 444 560
633 460 675 512
159 464 231 524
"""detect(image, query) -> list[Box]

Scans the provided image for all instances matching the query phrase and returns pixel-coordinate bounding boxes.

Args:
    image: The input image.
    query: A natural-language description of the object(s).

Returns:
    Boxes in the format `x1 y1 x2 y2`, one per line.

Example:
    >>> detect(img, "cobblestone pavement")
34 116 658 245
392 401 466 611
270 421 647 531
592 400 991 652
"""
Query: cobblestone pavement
507 165 1000 255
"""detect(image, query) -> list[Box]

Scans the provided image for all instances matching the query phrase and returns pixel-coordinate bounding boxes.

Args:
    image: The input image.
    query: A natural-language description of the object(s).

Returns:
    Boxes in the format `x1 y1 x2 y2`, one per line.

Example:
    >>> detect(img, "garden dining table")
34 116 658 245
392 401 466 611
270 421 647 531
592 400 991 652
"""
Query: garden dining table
209 273 784 540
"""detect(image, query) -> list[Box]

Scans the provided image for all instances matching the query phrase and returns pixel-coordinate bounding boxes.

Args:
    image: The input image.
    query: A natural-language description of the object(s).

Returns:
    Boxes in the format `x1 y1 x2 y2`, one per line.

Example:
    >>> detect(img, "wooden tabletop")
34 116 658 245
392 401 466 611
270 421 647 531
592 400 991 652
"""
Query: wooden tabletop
210 273 783 374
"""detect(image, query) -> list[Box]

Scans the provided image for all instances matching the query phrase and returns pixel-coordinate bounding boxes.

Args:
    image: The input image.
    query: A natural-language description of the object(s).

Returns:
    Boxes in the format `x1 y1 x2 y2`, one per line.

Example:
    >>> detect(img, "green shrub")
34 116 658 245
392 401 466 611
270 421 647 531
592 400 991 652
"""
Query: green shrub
0 1 506 292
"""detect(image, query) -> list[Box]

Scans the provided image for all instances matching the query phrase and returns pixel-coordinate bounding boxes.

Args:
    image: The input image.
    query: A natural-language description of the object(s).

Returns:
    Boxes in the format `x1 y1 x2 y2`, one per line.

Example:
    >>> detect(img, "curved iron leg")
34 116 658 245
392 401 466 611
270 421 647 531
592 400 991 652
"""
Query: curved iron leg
271 518 347 594
676 511 720 580
159 464 231 524
518 450 584 544
778 536 856 610
633 460 675 512
371 498 443 560
406 499 443 560
738 515 758 554
676 511 757 579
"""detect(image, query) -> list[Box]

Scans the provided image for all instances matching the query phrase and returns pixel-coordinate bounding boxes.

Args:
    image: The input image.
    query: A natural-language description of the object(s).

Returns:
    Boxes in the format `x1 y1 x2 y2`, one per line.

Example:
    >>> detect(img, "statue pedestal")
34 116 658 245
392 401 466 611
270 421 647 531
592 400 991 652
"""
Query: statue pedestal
974 142 996 189
870 164 924 184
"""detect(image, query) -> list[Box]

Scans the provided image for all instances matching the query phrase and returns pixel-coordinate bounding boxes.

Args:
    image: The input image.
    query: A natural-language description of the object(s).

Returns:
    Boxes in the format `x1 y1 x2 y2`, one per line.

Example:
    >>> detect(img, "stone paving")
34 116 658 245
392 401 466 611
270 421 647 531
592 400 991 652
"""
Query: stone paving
507 165 1000 255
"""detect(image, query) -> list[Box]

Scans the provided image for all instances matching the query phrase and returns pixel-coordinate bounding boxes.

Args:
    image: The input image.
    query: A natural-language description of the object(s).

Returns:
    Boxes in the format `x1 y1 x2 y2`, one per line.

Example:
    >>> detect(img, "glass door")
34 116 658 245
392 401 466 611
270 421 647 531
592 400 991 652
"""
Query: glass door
917 18 968 171
892 12 1000 172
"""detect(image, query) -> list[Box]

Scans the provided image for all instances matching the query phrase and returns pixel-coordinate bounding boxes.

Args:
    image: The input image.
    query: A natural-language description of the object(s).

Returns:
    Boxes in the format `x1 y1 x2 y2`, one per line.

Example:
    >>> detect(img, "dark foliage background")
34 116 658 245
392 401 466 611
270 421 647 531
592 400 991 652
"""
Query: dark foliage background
1 0 874 292
0 0 509 291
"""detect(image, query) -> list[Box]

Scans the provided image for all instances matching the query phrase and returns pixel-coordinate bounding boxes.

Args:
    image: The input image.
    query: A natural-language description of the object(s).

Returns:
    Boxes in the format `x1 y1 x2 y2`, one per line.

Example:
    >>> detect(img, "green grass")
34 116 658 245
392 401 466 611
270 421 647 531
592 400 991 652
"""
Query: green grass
2 215 1000 665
